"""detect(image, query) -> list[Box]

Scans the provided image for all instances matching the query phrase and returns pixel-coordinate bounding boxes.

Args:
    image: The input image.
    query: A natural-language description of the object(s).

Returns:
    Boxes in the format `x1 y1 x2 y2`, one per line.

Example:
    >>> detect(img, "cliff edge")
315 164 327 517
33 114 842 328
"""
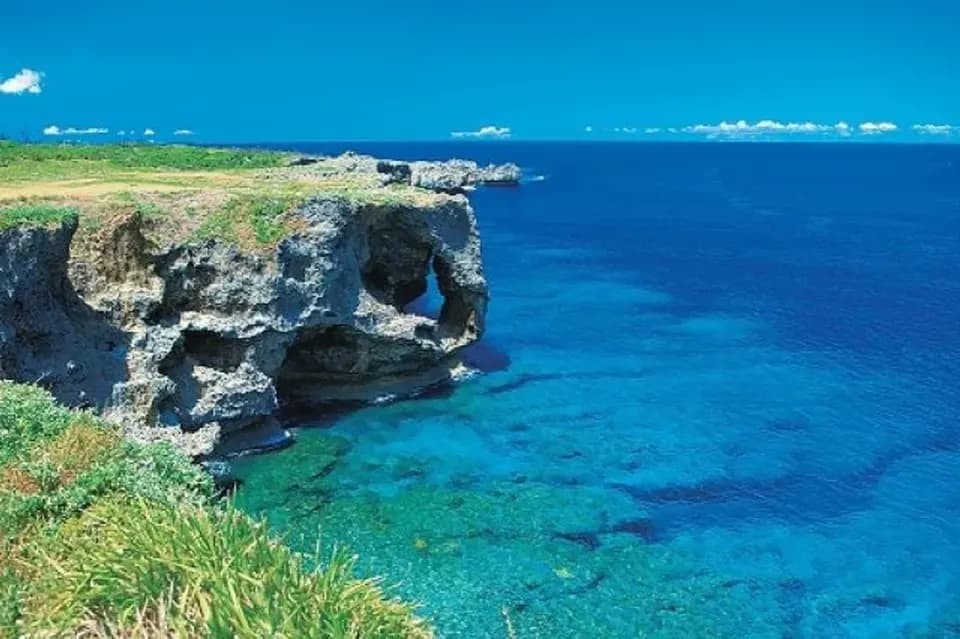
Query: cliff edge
0 144 518 455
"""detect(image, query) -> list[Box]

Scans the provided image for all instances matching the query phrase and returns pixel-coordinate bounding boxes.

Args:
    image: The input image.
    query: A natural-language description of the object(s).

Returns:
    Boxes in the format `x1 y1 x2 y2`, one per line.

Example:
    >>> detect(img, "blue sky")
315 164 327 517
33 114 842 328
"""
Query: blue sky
1 0 958 142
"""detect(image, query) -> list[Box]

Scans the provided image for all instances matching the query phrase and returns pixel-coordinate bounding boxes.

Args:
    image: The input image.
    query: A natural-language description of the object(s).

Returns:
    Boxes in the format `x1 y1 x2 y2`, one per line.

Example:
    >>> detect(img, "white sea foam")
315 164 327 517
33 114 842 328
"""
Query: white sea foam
449 362 479 383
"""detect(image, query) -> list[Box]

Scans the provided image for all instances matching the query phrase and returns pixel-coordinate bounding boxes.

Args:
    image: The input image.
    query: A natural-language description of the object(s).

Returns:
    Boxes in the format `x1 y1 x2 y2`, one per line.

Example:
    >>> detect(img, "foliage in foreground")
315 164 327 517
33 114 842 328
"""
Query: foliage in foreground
0 382 431 638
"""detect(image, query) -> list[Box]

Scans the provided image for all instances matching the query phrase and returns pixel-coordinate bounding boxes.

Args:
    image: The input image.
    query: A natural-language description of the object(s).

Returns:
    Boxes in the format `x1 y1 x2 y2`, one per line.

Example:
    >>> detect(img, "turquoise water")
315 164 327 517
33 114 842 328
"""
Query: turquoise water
232 142 960 637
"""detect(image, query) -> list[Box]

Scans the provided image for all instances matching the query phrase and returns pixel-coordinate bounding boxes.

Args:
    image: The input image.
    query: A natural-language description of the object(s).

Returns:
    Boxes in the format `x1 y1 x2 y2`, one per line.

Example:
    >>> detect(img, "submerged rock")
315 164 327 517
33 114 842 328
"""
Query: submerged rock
0 185 490 456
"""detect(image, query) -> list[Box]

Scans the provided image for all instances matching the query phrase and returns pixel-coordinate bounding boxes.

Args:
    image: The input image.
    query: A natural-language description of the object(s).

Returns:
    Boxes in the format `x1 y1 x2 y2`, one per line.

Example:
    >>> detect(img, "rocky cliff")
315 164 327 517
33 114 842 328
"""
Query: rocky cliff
0 155 512 456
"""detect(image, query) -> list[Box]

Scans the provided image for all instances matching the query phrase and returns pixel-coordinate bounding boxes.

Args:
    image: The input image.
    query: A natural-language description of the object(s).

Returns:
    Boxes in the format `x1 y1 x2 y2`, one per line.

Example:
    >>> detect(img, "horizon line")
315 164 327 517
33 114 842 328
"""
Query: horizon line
4 137 960 147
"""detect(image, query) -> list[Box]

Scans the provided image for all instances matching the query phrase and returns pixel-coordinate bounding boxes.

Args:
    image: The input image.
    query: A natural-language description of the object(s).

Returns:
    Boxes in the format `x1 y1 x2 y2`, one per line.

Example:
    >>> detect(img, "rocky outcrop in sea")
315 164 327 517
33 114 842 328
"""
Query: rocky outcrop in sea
291 153 522 193
0 156 511 456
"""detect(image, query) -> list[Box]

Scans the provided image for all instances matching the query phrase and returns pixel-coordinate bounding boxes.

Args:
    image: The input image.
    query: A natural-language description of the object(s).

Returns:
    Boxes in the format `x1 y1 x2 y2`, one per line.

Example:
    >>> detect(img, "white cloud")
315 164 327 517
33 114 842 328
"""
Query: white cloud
644 127 662 134
0 68 43 95
173 129 195 136
683 120 837 136
43 125 109 136
678 119 866 139
858 121 898 134
912 124 955 135
450 125 511 139
144 128 156 136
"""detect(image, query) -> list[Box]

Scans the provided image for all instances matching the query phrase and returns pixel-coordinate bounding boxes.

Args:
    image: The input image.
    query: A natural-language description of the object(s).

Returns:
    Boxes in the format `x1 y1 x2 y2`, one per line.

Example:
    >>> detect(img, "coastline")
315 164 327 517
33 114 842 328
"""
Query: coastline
0 142 519 636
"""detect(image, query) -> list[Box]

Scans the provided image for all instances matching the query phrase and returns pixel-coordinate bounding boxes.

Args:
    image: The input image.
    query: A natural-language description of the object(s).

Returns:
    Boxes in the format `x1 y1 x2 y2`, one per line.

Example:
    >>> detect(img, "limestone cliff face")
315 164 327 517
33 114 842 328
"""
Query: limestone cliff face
0 193 487 456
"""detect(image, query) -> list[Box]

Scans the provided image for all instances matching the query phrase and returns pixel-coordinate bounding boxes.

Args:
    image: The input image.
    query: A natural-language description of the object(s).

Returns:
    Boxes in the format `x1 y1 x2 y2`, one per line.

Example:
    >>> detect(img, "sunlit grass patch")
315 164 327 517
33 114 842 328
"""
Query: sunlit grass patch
0 383 74 466
0 384 212 537
13 497 431 638
194 192 307 250
0 416 121 496
0 143 450 262
0 382 432 637
0 141 290 173
43 417 123 487
0 203 77 230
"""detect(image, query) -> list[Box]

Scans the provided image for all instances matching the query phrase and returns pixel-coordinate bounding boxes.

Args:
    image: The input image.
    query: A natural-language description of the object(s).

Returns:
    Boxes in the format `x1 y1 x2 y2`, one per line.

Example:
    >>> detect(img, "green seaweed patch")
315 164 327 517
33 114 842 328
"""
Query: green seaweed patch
231 433 352 520
0 204 77 231
233 465 790 638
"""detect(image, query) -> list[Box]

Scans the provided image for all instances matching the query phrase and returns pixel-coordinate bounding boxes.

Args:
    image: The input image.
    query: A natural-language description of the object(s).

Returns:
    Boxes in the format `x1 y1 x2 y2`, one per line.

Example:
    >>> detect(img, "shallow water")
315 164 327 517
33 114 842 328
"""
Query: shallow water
232 142 960 638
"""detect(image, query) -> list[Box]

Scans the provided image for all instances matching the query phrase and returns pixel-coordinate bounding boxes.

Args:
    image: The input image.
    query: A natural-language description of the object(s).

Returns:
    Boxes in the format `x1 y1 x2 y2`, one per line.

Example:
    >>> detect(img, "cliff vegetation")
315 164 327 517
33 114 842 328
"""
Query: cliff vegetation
0 142 441 253
0 382 431 638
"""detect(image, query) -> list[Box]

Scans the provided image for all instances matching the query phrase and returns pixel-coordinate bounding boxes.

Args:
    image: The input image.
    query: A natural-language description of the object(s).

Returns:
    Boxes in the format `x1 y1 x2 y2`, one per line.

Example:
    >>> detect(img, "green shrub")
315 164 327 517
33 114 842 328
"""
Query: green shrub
0 383 74 466
0 383 212 536
0 142 289 171
0 204 77 231
194 193 304 249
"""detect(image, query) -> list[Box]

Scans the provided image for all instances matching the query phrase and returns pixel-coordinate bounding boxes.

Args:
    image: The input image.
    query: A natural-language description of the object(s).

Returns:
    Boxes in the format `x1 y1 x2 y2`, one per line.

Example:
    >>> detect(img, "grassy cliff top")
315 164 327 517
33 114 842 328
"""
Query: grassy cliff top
0 143 443 251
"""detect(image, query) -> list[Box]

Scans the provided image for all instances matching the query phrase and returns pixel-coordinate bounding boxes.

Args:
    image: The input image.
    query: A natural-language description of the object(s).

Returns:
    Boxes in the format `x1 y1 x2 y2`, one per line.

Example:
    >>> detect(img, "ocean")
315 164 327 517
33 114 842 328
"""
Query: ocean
231 142 960 637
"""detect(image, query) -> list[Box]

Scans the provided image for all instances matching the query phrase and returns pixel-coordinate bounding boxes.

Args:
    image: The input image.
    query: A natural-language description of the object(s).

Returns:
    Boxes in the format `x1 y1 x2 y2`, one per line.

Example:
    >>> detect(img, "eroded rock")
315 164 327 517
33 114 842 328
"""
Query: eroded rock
289 153 521 193
0 220 127 411
406 160 521 193
0 187 490 457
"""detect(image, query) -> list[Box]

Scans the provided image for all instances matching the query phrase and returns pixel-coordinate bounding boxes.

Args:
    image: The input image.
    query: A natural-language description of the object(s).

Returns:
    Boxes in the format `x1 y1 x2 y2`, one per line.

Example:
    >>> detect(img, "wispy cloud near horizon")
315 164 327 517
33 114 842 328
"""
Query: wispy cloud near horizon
632 119 941 140
0 68 43 95
451 125 511 139
43 125 110 136
173 129 195 136
680 120 851 138
858 121 898 134
912 123 956 135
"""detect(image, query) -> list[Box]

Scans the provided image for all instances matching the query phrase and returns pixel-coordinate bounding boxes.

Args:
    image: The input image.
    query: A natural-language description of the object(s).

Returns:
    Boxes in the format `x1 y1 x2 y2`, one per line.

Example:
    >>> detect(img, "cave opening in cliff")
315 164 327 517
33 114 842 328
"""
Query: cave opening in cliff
274 325 363 408
180 330 248 371
402 259 444 320
360 223 433 311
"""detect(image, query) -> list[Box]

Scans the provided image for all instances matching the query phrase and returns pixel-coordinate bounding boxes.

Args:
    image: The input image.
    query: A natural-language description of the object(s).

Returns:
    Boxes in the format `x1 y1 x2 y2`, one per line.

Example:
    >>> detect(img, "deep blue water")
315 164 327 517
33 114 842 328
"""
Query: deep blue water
233 142 960 637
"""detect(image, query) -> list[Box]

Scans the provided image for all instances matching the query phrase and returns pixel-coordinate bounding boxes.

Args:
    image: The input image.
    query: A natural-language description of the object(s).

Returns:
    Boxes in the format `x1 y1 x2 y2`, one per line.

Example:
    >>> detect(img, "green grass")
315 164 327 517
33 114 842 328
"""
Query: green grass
15 498 429 638
0 204 77 231
0 141 290 172
0 143 443 254
0 383 211 536
0 383 432 638
194 193 305 249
